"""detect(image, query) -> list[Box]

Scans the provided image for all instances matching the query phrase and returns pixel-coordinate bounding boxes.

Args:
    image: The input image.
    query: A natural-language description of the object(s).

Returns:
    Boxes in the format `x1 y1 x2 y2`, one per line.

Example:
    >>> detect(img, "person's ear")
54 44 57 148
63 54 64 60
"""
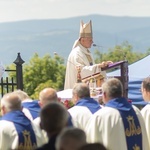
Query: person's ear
72 93 78 104
58 97 61 102
38 101 43 108
102 91 107 104
1 105 6 115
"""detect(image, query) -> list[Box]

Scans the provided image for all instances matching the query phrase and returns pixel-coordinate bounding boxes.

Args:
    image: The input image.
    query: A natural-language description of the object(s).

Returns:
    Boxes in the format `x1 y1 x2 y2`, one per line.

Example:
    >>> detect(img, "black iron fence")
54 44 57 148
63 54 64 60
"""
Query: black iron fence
0 53 24 97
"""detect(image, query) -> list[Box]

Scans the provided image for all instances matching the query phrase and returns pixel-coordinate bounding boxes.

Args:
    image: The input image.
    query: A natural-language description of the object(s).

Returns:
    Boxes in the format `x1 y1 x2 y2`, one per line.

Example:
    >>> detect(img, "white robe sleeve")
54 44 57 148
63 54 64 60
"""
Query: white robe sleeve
64 45 106 89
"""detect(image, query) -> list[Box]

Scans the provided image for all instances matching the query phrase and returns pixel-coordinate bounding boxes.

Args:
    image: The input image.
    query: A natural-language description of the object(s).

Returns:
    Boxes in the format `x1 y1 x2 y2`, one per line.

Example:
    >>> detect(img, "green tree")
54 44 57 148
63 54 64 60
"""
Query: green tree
23 53 65 99
7 53 66 99
94 41 147 65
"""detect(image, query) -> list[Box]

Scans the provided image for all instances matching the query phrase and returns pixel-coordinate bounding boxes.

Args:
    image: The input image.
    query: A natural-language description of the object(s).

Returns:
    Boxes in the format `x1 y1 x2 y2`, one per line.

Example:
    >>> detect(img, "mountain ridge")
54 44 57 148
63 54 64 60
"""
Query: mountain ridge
0 14 150 66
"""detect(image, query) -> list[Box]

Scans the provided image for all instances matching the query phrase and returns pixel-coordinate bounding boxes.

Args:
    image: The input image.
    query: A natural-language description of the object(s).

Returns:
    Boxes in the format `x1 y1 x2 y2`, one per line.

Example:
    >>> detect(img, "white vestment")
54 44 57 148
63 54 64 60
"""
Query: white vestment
33 117 49 142
64 43 104 89
68 106 95 130
22 107 34 120
141 104 150 147
33 116 41 127
86 106 149 150
0 120 47 150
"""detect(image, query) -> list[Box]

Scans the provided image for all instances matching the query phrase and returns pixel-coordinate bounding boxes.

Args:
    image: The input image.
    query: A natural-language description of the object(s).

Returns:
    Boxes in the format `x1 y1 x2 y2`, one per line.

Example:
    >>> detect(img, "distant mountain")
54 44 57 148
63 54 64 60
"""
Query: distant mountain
0 14 150 66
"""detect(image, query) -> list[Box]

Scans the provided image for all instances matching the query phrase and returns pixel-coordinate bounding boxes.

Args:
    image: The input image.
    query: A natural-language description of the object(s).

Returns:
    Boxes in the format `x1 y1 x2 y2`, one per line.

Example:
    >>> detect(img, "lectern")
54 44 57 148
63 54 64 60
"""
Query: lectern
102 60 128 98
82 61 128 99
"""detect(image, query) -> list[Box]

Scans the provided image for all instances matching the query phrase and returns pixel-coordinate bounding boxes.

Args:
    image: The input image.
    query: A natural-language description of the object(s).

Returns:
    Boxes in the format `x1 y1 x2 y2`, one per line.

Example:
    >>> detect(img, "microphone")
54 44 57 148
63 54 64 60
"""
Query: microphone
93 44 103 61
54 52 58 55
93 44 97 47
93 44 103 47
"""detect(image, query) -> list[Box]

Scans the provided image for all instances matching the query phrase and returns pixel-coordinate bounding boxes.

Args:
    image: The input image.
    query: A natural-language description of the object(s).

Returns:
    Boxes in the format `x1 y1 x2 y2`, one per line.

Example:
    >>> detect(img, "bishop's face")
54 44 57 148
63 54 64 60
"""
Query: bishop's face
80 37 93 48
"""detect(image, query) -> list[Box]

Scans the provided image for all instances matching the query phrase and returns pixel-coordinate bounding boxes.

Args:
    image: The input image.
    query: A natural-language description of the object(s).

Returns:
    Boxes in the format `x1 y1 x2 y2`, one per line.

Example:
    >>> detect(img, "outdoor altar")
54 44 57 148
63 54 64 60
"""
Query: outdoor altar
57 60 128 107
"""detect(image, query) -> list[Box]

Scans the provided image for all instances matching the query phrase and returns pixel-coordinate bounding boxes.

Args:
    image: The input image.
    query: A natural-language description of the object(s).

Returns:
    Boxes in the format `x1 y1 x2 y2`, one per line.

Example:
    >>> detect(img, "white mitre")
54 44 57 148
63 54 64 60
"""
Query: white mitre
72 20 93 49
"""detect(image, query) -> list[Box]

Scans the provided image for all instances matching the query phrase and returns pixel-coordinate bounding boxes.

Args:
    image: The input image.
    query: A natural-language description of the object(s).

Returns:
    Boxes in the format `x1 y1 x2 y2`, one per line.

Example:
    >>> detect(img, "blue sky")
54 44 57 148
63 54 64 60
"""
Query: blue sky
0 0 150 23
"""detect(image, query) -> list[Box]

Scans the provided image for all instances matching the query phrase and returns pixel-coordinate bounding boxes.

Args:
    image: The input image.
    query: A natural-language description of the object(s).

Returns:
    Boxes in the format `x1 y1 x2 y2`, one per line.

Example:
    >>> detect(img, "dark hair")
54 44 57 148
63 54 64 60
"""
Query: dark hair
40 102 68 133
78 143 107 150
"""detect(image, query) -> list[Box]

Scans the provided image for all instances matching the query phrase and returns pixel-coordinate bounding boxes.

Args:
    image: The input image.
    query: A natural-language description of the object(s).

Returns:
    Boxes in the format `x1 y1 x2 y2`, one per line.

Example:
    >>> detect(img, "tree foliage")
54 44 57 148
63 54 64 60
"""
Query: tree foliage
94 41 147 65
6 42 150 99
23 53 65 99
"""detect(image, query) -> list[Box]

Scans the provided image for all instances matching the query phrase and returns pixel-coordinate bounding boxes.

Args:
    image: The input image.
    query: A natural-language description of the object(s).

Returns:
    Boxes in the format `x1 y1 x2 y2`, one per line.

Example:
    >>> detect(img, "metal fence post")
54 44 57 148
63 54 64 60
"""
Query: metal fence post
13 53 25 90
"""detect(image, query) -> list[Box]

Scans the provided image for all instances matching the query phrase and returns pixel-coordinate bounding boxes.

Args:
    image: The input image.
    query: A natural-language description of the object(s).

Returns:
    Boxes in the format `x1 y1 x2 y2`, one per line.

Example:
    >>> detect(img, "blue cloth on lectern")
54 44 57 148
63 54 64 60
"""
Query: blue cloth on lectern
76 97 101 114
22 100 40 119
2 110 37 148
105 97 142 150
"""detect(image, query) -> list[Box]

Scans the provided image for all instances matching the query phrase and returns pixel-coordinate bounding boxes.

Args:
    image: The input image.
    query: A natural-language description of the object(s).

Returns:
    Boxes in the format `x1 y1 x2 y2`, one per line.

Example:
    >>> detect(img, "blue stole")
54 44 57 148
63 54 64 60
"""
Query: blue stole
22 100 40 119
76 97 101 114
105 97 142 150
2 110 37 149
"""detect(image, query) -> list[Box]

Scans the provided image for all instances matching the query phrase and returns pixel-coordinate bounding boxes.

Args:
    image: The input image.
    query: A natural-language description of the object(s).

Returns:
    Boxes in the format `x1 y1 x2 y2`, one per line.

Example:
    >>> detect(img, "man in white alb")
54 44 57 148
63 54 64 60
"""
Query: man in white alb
0 92 46 150
64 20 112 89
86 78 149 150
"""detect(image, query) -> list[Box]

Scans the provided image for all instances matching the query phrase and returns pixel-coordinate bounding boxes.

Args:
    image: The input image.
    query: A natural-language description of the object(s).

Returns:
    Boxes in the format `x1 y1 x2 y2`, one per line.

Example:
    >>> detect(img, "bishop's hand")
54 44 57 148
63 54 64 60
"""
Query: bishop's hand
98 61 113 68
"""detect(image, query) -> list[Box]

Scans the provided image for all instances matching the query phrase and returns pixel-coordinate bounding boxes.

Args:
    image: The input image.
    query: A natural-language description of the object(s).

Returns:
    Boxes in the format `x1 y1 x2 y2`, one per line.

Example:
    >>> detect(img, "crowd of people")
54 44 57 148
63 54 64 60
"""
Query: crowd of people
0 20 150 150
0 77 150 150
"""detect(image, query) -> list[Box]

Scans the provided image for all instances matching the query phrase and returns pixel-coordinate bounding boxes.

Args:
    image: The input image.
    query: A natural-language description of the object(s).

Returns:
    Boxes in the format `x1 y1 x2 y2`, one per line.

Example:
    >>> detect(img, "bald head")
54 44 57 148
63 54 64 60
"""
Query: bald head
1 92 22 115
39 88 58 106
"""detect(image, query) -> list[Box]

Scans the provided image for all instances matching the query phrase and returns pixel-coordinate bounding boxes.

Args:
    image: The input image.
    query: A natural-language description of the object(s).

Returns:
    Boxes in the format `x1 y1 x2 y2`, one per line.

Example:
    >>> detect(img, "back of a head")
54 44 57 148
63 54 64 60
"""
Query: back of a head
78 143 107 150
102 78 123 99
39 88 58 106
142 77 150 92
73 83 90 99
13 89 30 101
1 92 22 114
56 127 86 150
40 102 68 134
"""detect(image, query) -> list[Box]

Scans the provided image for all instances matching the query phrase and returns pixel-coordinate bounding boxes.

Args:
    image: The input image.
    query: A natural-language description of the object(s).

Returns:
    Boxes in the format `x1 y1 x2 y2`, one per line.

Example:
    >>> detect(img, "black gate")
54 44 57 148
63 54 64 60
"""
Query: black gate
0 53 24 97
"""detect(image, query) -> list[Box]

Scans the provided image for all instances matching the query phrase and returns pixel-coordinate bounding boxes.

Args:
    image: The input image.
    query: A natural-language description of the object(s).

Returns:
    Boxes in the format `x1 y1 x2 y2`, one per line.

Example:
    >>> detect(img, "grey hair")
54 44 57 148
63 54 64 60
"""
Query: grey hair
1 92 22 112
55 127 86 150
72 83 90 98
13 89 30 101
102 78 123 98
